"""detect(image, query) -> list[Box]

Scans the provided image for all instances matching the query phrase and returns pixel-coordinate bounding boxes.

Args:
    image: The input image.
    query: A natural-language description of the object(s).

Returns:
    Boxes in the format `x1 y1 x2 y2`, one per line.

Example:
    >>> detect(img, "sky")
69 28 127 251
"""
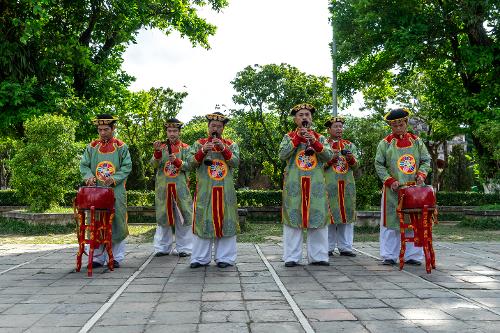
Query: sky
122 0 364 122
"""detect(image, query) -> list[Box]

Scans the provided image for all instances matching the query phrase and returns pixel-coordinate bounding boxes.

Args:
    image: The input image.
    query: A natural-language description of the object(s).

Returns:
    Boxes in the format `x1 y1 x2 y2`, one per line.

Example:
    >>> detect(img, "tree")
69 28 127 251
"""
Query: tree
1 0 229 138
442 145 474 192
231 64 333 186
115 87 188 189
330 0 500 180
9 114 82 212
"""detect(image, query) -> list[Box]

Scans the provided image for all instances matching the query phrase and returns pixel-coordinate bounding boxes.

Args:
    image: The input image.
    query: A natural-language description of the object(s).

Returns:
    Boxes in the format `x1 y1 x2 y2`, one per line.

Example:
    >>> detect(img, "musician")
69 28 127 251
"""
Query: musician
324 117 359 257
374 108 431 266
151 118 193 257
80 114 132 268
188 112 240 269
279 103 333 267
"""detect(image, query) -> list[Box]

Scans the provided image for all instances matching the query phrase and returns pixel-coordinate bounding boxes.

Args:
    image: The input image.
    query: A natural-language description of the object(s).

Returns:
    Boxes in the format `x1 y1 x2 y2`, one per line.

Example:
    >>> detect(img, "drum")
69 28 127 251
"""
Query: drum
398 185 436 209
75 186 115 210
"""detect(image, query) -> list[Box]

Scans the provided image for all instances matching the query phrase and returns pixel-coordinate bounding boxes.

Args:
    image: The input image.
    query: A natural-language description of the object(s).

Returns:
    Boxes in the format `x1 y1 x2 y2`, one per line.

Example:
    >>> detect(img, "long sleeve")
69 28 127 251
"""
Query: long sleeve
417 139 431 178
188 141 203 167
79 145 94 181
225 142 240 168
279 135 296 161
112 145 132 185
150 149 162 169
315 135 333 163
374 140 393 184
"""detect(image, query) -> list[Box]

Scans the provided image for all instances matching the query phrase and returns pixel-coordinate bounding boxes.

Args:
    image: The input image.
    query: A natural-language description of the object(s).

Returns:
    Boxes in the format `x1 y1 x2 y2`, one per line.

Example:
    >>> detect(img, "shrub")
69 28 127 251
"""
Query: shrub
9 114 82 212
237 190 282 207
0 189 25 206
458 217 500 230
437 192 500 206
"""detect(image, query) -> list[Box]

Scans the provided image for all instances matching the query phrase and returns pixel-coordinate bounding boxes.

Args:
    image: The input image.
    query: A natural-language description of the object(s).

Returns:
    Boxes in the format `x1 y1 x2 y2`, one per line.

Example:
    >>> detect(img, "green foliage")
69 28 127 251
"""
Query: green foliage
437 192 500 206
0 217 75 235
458 217 500 230
330 0 500 179
442 145 475 191
231 63 333 187
0 189 25 206
9 114 82 212
237 190 282 207
126 190 156 207
126 143 147 190
1 0 229 138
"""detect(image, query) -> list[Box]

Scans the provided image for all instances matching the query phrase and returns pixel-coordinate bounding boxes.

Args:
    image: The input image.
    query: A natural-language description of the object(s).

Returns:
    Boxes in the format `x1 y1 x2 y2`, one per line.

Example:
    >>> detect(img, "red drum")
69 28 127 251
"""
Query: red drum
75 186 115 210
398 185 436 209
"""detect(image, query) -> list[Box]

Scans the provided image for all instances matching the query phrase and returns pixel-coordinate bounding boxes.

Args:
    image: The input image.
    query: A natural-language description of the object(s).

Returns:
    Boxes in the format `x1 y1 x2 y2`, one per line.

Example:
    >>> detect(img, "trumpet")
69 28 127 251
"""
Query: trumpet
301 120 315 156
203 132 218 166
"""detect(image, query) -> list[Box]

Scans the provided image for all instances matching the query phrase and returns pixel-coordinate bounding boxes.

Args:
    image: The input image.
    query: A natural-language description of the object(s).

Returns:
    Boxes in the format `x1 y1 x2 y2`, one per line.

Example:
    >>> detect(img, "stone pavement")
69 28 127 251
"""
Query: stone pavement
0 241 499 332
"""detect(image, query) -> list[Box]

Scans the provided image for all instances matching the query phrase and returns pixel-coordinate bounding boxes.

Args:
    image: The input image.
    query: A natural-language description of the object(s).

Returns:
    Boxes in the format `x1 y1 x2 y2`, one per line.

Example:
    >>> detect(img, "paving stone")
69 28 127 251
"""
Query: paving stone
248 309 296 322
362 320 426 333
117 292 163 303
198 322 249 333
91 325 146 332
201 300 245 311
0 314 45 328
241 283 280 292
156 301 200 312
149 311 200 324
143 324 197 333
164 283 203 292
340 298 388 309
202 292 242 301
2 303 58 314
303 308 357 321
410 319 483 332
397 308 455 320
442 307 500 321
159 292 201 302
107 301 157 313
24 326 80 333
203 283 241 292
350 308 405 320
368 289 416 299
243 291 284 301
34 313 95 327
295 299 344 309
245 300 291 310
250 322 305 333
312 321 369 333
201 310 249 323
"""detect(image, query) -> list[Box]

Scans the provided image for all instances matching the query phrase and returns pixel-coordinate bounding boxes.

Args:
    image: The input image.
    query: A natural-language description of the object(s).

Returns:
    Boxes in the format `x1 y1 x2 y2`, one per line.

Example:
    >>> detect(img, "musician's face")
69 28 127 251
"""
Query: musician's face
293 109 312 128
166 127 180 142
208 120 224 137
390 119 408 136
328 122 343 138
97 125 114 141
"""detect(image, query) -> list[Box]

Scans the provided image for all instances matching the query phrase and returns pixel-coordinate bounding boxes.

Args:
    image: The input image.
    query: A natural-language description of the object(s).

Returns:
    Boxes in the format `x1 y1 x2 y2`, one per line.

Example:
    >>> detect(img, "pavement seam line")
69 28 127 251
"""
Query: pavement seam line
435 243 499 262
353 246 500 317
0 249 61 275
79 252 155 333
254 244 315 333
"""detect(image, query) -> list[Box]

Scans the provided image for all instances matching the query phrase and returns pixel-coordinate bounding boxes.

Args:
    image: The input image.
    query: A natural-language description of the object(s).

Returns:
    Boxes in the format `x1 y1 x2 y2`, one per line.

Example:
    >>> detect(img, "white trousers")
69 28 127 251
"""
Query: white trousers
190 235 237 265
379 225 423 262
89 239 126 264
379 192 423 262
328 223 354 252
282 225 329 263
153 223 193 254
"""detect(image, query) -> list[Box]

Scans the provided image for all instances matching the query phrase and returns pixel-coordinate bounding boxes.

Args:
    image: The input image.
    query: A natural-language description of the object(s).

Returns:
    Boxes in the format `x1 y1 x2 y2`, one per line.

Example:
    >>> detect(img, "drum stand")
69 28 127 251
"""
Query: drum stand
397 198 437 274
75 206 114 276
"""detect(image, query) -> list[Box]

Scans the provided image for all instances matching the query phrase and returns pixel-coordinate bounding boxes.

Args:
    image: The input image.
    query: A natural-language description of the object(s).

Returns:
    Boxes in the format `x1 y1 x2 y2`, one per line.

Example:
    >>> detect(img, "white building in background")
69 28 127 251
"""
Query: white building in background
408 118 467 160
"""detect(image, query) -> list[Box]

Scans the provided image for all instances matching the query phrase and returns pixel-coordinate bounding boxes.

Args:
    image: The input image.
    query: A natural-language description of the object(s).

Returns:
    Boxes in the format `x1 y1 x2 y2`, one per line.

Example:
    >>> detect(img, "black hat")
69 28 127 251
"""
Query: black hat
324 116 345 127
206 111 229 124
164 118 184 129
290 103 316 116
384 108 410 122
92 114 118 126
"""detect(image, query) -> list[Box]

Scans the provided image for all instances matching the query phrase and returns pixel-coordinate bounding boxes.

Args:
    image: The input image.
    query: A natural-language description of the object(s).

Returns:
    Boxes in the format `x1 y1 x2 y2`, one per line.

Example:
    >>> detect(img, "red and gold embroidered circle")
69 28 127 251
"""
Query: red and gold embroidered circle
96 161 115 181
398 154 416 174
163 161 179 178
295 150 317 171
333 156 348 174
208 159 228 180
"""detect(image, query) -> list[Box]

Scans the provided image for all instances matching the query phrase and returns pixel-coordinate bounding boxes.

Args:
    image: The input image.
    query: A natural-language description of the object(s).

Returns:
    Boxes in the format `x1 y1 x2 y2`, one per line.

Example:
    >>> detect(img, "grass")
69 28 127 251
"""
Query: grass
1 216 499 244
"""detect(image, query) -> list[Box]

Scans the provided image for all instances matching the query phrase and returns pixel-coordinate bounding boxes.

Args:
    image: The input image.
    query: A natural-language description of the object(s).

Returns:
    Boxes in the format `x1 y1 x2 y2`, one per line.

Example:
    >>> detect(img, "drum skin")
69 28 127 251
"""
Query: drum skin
398 185 436 209
75 186 115 210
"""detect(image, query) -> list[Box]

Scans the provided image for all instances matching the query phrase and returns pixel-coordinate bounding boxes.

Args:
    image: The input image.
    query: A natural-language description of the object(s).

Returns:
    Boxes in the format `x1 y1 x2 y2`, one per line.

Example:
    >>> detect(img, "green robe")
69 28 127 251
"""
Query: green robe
280 130 333 229
150 141 193 227
324 138 358 224
188 137 240 239
79 137 132 243
375 133 431 229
